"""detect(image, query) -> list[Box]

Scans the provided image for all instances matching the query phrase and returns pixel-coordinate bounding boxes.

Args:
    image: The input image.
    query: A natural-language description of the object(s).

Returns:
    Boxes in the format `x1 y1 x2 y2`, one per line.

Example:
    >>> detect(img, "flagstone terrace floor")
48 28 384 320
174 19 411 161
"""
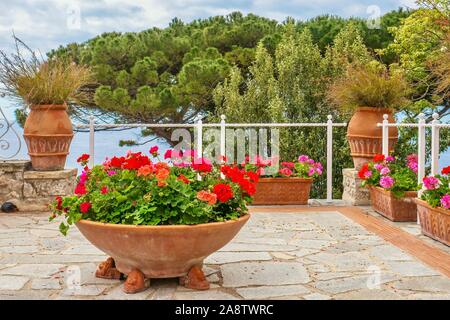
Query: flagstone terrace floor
0 205 449 300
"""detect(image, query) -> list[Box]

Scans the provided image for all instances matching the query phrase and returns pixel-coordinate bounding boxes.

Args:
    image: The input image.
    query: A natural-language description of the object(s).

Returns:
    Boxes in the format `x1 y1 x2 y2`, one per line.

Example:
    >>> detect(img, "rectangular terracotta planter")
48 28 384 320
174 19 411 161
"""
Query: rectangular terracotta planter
415 198 450 246
251 177 312 205
369 186 417 222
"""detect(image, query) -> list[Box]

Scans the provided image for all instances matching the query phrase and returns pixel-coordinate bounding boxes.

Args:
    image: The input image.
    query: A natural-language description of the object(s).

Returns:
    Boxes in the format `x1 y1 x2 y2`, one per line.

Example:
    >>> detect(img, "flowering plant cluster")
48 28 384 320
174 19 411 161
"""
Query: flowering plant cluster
420 166 450 210
241 154 323 179
358 154 419 198
50 147 258 235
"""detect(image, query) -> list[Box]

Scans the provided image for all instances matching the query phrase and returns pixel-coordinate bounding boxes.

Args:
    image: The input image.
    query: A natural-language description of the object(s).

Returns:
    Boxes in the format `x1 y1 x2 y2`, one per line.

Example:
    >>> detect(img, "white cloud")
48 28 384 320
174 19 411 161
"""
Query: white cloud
0 0 414 55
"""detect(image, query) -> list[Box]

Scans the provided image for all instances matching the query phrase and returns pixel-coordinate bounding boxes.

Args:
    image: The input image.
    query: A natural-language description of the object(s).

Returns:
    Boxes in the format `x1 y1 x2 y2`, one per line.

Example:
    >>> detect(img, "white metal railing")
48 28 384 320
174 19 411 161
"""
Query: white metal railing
74 114 347 202
378 113 450 183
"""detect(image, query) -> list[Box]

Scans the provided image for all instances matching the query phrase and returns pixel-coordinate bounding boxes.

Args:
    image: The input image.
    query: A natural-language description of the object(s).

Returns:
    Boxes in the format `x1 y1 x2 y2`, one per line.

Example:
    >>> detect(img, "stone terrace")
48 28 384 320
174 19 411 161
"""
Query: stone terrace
0 206 449 300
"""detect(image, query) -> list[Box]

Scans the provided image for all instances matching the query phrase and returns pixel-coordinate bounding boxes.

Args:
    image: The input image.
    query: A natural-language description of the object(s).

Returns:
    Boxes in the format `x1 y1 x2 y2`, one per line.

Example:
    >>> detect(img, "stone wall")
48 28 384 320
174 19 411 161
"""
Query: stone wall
342 168 371 206
0 160 77 212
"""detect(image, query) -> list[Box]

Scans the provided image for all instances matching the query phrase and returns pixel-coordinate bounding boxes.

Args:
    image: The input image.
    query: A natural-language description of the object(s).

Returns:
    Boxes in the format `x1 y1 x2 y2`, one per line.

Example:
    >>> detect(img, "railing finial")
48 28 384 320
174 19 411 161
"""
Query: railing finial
383 114 388 120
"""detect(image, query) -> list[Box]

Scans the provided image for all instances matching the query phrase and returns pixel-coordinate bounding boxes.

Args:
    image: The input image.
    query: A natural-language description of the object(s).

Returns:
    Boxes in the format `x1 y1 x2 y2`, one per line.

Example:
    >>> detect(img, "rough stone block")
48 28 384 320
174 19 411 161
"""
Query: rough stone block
342 168 370 206
0 160 77 212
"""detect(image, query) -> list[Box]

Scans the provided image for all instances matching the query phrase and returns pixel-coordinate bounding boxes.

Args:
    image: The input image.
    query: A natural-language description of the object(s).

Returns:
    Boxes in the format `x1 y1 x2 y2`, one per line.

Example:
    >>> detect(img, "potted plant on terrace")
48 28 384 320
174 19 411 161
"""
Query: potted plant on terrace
359 154 419 221
415 166 450 246
0 36 92 170
241 154 323 205
50 147 257 293
327 62 411 169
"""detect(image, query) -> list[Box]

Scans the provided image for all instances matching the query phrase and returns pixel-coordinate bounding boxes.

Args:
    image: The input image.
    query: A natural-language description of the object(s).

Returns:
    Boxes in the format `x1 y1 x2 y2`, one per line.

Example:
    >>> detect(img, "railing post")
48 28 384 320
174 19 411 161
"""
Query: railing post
89 115 95 168
220 115 226 179
417 113 426 185
196 119 203 162
382 114 389 157
220 114 226 162
326 115 333 203
431 113 440 176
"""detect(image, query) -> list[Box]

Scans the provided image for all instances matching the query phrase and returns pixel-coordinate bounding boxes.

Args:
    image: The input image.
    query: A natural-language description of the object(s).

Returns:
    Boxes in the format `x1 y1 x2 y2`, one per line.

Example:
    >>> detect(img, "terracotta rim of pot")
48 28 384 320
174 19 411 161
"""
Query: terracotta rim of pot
257 177 313 183
414 198 450 216
370 186 417 198
76 213 250 230
29 103 68 111
354 106 394 113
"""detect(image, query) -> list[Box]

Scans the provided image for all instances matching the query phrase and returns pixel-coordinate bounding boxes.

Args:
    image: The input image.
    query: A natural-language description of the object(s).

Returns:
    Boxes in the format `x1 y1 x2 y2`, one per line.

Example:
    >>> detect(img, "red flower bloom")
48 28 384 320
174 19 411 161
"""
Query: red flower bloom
442 166 450 175
239 179 256 196
358 163 370 180
74 183 87 195
79 202 91 214
281 161 295 169
110 156 125 168
101 186 108 194
192 158 212 173
55 196 63 210
149 146 159 156
164 149 172 159
177 174 190 184
373 154 385 163
77 154 90 164
246 171 259 183
213 183 234 202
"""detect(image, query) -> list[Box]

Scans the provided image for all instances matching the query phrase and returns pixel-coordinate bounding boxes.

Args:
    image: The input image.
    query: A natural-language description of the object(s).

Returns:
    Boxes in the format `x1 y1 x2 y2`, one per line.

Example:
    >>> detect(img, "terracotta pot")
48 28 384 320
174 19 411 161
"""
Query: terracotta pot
347 107 398 169
415 198 450 246
23 104 73 171
252 177 312 205
76 214 250 278
369 186 417 222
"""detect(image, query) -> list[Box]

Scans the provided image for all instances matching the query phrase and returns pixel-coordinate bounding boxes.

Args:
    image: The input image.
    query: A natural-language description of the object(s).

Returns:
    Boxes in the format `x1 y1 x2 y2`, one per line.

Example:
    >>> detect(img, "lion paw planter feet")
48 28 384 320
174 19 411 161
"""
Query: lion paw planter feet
95 258 209 294
95 257 122 280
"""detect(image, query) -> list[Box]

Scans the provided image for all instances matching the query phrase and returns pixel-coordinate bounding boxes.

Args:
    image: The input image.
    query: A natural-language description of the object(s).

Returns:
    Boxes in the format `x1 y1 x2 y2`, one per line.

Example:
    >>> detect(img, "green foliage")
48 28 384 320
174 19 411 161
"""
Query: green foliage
214 25 373 198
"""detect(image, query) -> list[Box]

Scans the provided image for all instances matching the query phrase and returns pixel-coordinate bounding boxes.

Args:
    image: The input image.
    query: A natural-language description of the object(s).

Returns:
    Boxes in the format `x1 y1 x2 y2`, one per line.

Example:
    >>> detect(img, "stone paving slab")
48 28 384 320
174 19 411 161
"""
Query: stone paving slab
0 210 449 300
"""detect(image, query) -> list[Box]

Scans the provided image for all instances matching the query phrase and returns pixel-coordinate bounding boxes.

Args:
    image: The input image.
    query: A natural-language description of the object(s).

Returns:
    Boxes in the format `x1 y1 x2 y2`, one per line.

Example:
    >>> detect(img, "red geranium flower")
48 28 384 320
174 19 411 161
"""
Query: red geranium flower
358 163 370 180
442 166 450 175
79 202 91 214
192 158 212 173
373 154 385 163
55 196 63 210
177 174 190 184
77 154 90 164
149 146 159 157
101 186 108 194
74 183 87 195
213 183 234 202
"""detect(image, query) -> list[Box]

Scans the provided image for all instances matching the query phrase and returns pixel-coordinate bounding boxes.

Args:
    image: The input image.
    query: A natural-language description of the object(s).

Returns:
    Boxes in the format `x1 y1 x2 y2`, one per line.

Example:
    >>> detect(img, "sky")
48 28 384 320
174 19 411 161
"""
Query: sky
1 0 418 56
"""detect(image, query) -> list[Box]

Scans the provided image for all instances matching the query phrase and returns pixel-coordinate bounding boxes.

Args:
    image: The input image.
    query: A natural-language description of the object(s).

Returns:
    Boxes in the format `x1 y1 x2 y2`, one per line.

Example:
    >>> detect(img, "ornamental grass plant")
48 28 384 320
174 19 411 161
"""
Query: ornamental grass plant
0 36 92 106
327 62 411 112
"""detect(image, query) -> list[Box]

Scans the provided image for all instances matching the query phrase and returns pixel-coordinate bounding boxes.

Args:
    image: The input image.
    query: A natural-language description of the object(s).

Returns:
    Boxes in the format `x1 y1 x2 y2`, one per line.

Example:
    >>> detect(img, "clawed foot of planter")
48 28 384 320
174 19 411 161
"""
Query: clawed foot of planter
95 257 122 280
179 265 210 290
123 269 149 294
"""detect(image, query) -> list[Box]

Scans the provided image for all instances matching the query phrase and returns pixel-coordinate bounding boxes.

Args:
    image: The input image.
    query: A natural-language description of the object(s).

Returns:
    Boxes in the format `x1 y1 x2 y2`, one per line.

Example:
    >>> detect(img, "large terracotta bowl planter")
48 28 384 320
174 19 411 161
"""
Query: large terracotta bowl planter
76 214 250 292
347 107 398 169
23 104 73 171
252 177 312 205
369 186 417 222
415 199 449 246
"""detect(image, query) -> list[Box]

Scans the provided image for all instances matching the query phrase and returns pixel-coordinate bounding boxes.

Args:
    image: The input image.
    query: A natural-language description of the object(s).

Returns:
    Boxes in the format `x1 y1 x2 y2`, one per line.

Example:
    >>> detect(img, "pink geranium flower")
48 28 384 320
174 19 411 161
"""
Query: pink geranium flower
380 176 395 189
440 194 450 209
423 176 440 190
